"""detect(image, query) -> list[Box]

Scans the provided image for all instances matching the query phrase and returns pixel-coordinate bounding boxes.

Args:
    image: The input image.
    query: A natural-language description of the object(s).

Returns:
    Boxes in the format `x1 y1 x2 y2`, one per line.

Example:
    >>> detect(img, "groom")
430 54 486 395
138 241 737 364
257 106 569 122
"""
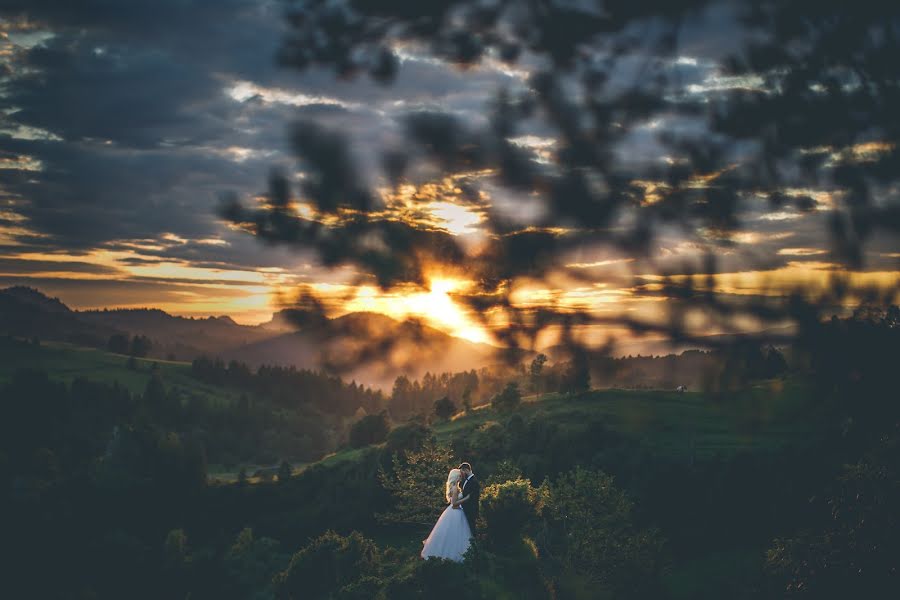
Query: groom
454 462 480 535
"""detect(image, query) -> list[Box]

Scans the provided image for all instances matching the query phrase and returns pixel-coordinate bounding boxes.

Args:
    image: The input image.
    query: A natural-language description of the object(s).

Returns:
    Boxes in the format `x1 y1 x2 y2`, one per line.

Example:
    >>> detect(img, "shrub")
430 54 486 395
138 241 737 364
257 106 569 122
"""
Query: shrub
274 531 380 599
486 459 524 485
543 467 665 595
349 412 390 448
432 396 456 421
383 556 481 600
480 478 542 542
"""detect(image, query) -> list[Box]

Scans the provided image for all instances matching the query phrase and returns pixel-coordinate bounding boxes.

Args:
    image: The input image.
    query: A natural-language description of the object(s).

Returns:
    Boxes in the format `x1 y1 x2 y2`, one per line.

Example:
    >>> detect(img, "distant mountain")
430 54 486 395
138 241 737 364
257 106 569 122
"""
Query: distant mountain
256 308 308 333
0 286 119 345
75 308 277 360
0 287 507 387
227 311 502 389
0 286 71 313
76 308 257 337
0 287 276 359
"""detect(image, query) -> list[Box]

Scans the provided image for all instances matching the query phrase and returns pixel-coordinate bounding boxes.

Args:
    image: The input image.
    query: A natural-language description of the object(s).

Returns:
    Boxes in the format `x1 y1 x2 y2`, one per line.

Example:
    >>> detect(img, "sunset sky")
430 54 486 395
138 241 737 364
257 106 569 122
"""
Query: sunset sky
1 1 897 348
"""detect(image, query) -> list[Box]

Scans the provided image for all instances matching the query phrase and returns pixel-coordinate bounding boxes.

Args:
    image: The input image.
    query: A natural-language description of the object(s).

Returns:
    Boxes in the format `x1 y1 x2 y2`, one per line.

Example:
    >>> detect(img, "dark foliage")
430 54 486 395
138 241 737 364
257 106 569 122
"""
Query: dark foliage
432 396 457 421
191 356 384 417
349 411 391 448
275 530 381 599
385 421 434 457
480 478 542 542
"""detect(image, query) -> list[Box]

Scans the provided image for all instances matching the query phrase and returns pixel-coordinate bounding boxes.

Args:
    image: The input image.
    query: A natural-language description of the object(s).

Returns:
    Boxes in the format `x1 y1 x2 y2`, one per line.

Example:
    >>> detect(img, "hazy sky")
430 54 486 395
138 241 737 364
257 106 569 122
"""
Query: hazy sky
1 1 897 346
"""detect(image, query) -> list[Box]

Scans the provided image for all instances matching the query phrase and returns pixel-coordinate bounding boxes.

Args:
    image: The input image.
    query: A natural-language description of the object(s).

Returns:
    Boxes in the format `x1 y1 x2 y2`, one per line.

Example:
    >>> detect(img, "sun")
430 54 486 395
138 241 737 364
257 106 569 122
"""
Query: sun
407 277 492 345
343 276 492 345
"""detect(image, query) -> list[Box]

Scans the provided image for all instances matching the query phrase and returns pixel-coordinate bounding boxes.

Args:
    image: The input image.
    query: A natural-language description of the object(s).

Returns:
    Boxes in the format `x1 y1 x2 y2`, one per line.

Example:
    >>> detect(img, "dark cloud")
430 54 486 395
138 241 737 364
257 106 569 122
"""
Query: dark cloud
0 257 121 275
0 135 265 248
0 0 513 273
7 38 229 149
0 1 288 260
0 0 288 85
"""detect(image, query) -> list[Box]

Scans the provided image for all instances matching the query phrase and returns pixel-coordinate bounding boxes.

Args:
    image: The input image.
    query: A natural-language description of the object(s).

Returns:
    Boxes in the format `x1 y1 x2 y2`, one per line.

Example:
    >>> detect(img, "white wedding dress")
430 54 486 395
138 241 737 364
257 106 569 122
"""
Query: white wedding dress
421 497 472 562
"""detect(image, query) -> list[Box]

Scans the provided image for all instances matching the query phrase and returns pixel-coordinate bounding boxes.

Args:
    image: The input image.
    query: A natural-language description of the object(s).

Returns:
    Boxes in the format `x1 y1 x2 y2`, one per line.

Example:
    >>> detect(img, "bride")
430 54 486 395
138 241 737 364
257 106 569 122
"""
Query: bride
421 468 472 561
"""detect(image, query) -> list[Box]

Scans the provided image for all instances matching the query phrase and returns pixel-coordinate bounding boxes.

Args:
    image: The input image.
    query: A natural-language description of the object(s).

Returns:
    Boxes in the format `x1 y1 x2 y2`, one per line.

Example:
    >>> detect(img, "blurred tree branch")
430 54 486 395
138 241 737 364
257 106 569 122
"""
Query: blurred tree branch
221 0 900 364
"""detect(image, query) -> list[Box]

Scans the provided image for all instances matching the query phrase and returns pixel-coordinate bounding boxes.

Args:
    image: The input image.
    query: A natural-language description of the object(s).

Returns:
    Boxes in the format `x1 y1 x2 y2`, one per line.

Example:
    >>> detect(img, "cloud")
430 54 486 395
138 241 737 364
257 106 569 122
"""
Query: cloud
0 0 505 265
0 0 896 344
0 256 121 275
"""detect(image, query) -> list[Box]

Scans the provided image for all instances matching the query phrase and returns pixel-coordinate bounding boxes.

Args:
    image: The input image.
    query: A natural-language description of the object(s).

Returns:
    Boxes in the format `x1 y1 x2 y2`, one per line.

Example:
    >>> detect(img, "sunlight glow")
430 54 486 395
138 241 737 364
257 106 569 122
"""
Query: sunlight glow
343 276 492 345
429 201 482 235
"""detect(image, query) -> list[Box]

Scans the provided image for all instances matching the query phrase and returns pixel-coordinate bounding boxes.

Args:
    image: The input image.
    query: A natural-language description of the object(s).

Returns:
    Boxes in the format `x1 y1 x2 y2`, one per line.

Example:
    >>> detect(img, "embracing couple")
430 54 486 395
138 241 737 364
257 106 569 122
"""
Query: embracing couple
420 462 480 562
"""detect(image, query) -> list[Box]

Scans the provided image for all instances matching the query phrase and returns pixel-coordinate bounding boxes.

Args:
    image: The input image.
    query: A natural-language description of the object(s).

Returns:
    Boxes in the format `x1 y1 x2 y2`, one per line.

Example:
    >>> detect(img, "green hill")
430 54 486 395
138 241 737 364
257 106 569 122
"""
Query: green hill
0 336 240 407
0 334 818 478
311 379 819 472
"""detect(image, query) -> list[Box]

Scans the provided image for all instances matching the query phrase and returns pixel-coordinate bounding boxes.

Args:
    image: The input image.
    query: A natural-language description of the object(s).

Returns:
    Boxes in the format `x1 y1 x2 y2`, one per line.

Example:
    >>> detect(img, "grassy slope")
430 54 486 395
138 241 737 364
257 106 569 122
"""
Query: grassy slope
320 379 818 468
220 378 818 487
0 336 818 473
0 338 240 407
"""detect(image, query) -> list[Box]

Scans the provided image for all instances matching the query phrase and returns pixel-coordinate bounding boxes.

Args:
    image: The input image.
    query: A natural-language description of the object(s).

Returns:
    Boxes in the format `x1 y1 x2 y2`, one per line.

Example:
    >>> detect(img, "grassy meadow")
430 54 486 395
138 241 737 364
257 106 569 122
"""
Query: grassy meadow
0 337 240 406
310 379 820 476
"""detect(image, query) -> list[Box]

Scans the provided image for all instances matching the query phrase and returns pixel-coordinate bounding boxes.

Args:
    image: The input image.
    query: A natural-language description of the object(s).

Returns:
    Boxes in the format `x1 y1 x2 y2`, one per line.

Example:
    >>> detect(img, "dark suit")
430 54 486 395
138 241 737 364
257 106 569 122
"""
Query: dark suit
460 474 480 535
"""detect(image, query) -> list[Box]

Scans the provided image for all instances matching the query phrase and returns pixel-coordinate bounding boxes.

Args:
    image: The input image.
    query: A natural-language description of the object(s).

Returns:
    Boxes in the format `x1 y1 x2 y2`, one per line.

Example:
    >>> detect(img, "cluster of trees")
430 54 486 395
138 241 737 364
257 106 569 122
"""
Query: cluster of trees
387 370 482 419
525 353 591 397
107 333 153 357
531 346 788 393
387 360 593 423
148 363 337 465
1 368 136 491
191 356 384 417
